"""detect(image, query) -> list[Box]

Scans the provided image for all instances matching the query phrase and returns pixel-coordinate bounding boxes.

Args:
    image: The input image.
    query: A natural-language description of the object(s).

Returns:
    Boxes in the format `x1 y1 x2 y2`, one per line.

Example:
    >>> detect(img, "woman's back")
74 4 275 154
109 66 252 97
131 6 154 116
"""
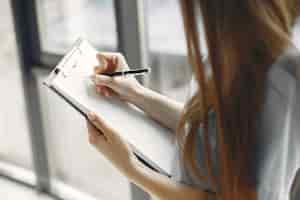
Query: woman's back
175 47 300 200
253 47 300 200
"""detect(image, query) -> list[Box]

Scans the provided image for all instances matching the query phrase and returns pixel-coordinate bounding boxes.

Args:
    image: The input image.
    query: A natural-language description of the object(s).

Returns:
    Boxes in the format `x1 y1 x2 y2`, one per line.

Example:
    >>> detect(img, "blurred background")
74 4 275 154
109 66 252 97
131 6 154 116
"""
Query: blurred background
0 0 299 200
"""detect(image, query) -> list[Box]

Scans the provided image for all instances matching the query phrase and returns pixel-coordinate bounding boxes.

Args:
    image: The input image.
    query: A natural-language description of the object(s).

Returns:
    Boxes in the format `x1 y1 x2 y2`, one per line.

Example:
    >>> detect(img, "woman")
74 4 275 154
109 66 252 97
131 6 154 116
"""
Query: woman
86 0 300 199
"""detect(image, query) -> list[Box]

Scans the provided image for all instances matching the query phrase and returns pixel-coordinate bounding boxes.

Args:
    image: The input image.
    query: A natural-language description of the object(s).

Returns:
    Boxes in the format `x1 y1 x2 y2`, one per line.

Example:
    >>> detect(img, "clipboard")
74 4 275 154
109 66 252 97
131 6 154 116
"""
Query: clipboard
43 38 176 177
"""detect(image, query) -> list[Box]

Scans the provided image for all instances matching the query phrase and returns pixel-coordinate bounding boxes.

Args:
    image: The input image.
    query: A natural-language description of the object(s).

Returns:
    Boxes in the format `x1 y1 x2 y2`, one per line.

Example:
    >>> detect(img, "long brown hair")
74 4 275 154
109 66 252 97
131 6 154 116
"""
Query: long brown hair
177 0 298 199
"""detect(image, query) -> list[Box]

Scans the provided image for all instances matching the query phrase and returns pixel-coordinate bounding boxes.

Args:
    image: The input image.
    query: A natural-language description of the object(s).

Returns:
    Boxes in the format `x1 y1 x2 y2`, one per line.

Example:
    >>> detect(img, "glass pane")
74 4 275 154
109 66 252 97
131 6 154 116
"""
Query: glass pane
146 0 190 102
0 0 33 170
147 0 186 54
36 0 117 54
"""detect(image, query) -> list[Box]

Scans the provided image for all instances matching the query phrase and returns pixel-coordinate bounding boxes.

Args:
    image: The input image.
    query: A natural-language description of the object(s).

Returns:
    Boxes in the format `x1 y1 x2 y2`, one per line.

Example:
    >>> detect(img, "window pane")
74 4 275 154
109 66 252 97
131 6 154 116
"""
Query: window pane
146 0 190 102
147 0 186 54
0 0 33 170
36 0 117 54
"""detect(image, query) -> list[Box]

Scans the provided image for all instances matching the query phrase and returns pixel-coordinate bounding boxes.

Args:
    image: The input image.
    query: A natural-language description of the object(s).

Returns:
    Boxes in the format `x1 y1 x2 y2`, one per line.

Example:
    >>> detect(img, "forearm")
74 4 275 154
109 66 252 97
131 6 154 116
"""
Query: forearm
130 86 184 131
128 160 205 200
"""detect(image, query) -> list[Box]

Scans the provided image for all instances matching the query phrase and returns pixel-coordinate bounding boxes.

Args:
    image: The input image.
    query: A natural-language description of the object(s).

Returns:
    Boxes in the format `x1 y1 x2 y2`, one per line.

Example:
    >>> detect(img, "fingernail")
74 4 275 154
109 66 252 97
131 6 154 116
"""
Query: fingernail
104 90 110 97
87 112 96 121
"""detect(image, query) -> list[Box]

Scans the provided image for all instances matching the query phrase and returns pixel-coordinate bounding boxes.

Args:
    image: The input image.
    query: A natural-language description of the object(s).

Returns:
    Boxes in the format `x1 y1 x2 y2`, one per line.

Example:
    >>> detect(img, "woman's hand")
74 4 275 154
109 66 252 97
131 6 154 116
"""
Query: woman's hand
86 114 205 200
91 52 143 102
91 53 184 132
86 112 138 178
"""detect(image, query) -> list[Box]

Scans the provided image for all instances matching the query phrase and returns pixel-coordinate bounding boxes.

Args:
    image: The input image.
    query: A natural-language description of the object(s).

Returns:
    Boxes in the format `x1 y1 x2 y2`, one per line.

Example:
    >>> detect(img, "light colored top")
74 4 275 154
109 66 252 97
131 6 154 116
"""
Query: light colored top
174 109 219 191
173 47 300 200
172 73 219 192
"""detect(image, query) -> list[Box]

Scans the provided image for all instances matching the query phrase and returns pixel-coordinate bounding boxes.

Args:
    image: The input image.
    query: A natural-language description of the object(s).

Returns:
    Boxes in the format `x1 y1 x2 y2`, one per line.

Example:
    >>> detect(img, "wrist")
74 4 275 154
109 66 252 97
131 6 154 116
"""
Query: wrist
127 84 149 107
126 157 144 182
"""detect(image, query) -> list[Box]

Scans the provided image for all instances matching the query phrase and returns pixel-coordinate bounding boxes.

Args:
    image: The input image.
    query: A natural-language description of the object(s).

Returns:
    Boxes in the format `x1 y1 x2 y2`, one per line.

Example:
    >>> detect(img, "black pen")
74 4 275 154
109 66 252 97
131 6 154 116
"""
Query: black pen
101 68 150 77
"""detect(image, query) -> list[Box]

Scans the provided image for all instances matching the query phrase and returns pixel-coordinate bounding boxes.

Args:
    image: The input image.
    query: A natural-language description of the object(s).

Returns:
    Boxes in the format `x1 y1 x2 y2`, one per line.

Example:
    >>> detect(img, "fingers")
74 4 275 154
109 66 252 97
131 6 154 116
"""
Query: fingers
91 74 116 88
94 65 105 74
87 113 115 142
96 53 118 74
91 73 119 98
86 121 107 144
95 85 105 93
92 52 128 98
96 85 118 98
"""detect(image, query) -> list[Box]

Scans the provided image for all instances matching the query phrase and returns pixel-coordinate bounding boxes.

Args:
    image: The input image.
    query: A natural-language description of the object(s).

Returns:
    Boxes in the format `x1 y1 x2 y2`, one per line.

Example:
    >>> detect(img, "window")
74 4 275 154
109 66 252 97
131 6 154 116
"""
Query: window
147 0 187 54
36 0 117 54
146 0 190 102
35 1 132 199
0 0 33 170
6 0 300 199
6 0 200 199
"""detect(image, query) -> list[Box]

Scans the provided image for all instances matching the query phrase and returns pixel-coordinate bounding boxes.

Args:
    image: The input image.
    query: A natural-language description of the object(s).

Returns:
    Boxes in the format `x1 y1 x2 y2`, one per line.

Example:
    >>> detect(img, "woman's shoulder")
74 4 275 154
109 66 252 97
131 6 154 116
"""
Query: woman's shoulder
266 45 300 88
271 45 300 79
